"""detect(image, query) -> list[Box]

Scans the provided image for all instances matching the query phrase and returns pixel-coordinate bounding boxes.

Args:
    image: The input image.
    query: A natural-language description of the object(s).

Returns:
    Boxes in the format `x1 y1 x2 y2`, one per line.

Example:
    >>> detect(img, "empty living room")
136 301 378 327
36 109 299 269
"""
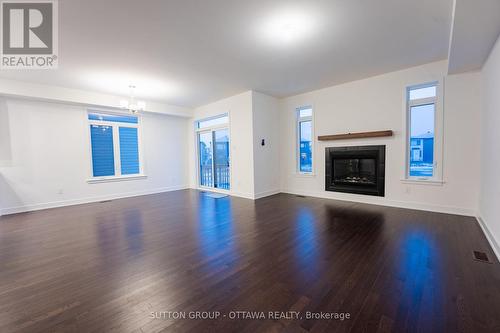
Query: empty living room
1 0 500 332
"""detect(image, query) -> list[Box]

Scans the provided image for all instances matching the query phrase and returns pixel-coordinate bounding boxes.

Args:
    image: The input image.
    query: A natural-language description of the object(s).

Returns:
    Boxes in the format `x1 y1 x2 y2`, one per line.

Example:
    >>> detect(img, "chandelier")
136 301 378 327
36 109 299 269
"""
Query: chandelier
120 85 146 114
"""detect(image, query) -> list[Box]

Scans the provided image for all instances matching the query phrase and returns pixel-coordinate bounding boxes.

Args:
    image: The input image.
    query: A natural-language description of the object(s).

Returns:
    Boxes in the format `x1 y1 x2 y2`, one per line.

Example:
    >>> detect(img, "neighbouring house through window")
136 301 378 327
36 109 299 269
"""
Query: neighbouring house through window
406 82 441 180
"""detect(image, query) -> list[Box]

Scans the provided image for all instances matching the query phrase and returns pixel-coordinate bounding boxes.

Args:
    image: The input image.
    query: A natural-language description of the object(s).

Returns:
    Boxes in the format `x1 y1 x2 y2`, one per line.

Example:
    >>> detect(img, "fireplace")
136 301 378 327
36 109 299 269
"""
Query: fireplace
325 145 385 197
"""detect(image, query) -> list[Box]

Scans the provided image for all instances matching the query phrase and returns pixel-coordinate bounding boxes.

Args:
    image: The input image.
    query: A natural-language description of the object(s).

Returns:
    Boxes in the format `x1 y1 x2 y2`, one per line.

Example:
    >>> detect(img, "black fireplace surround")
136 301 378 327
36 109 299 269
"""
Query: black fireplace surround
325 145 385 197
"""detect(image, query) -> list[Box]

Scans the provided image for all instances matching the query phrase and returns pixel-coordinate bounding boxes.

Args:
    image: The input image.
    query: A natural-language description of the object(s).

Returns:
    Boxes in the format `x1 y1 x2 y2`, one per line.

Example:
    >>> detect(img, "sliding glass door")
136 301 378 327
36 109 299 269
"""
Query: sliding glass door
197 115 230 190
198 131 213 187
213 129 230 189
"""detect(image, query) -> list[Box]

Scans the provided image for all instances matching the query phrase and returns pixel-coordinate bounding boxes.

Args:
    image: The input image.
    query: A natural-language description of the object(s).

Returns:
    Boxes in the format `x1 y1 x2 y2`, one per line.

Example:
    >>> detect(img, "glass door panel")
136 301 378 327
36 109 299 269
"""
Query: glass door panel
198 131 213 187
214 129 230 190
409 103 435 177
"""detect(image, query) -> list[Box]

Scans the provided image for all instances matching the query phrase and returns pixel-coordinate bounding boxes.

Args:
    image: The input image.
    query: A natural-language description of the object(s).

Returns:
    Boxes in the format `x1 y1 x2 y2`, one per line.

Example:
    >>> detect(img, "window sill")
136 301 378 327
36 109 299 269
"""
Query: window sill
87 174 147 184
400 178 444 186
295 172 316 178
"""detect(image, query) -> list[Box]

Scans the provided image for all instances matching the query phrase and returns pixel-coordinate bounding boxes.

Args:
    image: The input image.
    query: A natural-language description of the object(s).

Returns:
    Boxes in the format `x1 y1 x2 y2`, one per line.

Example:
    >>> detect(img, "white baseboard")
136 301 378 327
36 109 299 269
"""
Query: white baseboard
190 188 279 200
476 215 500 262
192 186 475 215
253 189 281 199
281 188 476 217
0 185 189 216
229 191 255 200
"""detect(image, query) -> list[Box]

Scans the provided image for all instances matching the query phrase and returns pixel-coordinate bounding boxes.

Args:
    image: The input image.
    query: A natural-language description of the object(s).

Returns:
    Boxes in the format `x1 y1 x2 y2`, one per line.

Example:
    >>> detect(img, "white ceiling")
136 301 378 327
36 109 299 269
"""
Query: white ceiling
448 0 500 74
0 0 454 107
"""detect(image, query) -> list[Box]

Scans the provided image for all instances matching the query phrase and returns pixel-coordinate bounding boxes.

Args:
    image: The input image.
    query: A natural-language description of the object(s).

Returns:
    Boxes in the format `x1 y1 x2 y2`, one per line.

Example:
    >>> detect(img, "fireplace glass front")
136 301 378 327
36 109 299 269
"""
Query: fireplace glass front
325 145 385 196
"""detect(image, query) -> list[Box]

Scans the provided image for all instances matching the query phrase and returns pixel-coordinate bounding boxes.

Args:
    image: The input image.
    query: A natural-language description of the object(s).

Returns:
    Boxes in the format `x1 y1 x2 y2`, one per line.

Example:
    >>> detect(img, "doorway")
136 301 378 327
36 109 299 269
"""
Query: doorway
196 115 230 190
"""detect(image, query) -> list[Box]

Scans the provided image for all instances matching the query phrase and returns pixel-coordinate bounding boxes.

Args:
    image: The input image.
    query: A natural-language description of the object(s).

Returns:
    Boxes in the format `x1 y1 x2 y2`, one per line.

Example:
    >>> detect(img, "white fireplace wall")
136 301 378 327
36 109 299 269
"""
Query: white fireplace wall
279 61 481 216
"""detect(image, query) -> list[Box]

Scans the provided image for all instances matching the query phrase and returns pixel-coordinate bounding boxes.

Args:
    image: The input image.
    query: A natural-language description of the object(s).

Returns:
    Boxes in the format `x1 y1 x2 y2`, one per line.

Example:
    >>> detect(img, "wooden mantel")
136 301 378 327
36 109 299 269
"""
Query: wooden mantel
318 130 393 141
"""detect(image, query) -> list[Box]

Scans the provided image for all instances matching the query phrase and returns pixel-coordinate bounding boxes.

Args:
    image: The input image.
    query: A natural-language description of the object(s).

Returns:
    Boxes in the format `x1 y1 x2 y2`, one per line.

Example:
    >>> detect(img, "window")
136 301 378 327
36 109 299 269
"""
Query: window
88 112 142 179
297 106 313 173
406 82 441 180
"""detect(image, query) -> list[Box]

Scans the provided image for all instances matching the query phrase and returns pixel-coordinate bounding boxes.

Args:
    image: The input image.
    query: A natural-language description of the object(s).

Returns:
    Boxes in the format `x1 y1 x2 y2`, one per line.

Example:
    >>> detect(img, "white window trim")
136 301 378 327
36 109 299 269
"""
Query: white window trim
402 80 444 184
87 174 147 184
195 113 230 132
296 105 315 175
194 112 231 192
86 109 146 183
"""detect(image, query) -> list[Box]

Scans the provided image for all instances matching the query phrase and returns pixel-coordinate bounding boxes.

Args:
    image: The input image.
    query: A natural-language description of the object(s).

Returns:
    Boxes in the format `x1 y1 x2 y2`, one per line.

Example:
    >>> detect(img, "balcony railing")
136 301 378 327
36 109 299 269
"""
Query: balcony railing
200 164 230 190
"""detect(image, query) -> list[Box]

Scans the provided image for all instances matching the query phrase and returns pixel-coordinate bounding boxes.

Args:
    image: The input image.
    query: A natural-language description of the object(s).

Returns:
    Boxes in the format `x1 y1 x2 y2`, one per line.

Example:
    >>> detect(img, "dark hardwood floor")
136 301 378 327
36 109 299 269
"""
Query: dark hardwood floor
0 190 499 332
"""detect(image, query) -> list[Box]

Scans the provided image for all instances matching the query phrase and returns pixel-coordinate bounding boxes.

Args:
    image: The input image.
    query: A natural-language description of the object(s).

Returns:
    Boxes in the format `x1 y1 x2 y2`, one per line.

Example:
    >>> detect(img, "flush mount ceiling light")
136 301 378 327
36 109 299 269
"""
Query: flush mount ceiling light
120 85 146 114
258 9 317 45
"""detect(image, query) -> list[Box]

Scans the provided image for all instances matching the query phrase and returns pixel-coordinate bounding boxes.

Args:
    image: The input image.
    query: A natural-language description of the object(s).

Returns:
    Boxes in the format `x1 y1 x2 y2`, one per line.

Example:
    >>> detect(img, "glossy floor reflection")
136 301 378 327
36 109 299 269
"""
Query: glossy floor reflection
0 190 499 332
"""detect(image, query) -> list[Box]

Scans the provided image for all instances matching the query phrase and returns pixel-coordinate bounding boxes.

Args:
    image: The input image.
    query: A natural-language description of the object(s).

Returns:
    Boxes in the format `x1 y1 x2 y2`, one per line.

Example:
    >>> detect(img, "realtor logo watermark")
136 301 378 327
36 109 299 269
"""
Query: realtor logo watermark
1 0 58 69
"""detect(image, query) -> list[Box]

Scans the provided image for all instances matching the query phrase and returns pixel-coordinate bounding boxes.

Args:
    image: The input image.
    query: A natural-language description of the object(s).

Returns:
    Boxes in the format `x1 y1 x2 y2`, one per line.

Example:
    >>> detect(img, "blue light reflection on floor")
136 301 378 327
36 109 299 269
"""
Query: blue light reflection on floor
396 230 444 323
293 207 319 273
196 195 238 266
123 209 144 255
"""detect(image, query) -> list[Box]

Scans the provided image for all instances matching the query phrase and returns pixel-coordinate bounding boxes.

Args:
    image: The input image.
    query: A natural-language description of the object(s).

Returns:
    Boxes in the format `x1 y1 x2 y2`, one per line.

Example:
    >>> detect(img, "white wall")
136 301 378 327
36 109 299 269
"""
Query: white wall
252 92 280 198
187 91 280 199
0 60 485 218
188 91 255 198
0 98 190 215
479 35 500 256
279 61 481 215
